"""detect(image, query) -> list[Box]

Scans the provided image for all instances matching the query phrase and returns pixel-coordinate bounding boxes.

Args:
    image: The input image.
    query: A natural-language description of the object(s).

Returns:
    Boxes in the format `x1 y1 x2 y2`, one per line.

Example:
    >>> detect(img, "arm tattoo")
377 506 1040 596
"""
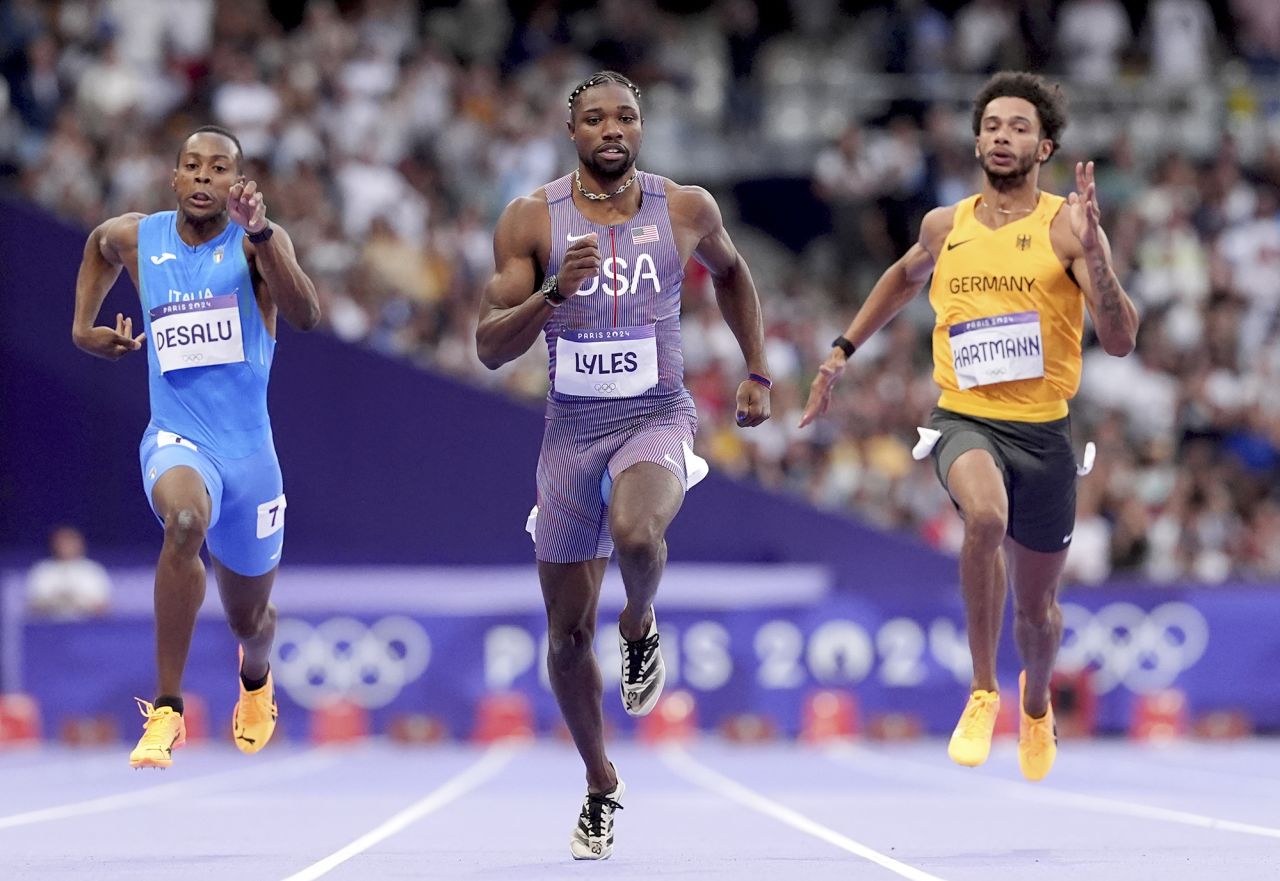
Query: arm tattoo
1088 249 1125 330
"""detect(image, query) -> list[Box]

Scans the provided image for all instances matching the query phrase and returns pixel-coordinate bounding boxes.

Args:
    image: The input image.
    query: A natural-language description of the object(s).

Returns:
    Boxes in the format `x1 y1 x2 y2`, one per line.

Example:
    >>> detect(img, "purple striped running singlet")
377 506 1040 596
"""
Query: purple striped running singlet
542 171 689 418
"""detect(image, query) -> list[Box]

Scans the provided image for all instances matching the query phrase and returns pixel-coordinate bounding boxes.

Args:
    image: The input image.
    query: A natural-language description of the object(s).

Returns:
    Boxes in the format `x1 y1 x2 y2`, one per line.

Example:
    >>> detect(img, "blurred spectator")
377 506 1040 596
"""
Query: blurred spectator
812 123 890 301
1056 0 1132 84
1231 0 1280 77
26 526 112 618
1145 0 1216 85
953 0 1017 74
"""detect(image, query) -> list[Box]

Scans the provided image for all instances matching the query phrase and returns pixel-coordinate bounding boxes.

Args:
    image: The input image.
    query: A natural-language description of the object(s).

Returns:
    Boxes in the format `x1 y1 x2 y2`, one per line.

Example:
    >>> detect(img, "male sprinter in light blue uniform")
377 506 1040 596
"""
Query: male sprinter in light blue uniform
72 125 320 768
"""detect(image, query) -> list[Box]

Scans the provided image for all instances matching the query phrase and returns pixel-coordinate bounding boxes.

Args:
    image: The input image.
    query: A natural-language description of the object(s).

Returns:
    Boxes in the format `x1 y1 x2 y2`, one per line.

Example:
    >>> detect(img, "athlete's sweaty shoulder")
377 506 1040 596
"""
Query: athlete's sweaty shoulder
662 177 719 236
662 177 726 263
92 212 145 265
494 189 552 264
918 203 960 260
1047 196 1087 265
486 190 553 311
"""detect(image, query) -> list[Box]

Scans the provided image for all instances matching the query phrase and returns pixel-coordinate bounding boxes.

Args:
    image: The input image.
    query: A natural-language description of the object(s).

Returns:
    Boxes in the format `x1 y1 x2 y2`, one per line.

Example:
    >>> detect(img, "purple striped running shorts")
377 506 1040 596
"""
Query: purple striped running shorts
532 396 700 563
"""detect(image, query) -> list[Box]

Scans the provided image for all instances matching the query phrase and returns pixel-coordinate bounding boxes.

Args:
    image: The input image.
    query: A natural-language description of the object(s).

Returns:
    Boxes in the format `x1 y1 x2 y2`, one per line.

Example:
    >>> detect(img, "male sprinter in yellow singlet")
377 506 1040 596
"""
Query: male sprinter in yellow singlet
800 72 1138 780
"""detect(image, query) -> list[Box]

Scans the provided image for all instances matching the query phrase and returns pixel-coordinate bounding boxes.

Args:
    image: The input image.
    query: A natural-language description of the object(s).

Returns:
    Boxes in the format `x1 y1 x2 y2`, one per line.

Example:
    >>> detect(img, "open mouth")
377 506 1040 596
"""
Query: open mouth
189 193 215 206
596 146 627 159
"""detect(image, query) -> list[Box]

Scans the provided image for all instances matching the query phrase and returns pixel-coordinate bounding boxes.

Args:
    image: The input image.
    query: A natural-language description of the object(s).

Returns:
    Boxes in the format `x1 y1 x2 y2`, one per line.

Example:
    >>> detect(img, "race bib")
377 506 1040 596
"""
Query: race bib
949 311 1045 390
554 325 658 398
150 294 245 374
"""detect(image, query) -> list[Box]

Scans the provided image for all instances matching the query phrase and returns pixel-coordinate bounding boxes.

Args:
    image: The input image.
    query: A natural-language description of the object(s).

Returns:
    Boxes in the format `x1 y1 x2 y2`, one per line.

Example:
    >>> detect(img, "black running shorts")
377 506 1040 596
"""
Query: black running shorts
929 406 1077 553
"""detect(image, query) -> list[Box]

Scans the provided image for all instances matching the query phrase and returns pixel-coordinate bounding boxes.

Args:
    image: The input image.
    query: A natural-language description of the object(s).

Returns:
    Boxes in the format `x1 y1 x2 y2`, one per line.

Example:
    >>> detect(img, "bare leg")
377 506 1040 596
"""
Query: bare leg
608 462 684 641
211 557 278 680
945 449 1009 694
1007 540 1069 718
150 467 211 698
540 558 616 794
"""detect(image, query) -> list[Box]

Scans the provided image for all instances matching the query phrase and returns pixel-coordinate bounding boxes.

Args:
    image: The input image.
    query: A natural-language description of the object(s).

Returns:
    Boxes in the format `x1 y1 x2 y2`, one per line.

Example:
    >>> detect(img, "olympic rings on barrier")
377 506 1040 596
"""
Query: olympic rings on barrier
272 616 432 709
1055 601 1209 694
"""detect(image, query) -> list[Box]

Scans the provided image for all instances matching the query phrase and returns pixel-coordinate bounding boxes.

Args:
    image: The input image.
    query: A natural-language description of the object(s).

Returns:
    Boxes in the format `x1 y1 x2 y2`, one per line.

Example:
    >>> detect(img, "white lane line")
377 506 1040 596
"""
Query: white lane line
278 743 519 881
0 748 334 830
661 746 950 881
827 744 1280 841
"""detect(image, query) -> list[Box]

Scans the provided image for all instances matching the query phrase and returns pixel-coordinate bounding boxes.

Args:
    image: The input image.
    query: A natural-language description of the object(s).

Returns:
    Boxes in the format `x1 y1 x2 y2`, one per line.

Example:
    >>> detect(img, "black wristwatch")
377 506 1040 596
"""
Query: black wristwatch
540 274 565 306
832 335 856 358
247 225 273 244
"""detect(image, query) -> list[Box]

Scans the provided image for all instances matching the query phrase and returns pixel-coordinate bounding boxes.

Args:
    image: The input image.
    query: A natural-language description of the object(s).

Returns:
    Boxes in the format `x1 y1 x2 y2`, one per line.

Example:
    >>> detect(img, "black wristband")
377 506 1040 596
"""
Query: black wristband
247 225 273 244
832 335 856 358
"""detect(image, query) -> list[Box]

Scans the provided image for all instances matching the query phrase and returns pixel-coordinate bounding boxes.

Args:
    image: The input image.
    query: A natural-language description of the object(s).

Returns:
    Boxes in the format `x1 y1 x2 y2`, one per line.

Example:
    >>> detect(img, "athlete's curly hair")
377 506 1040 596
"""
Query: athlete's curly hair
567 71 642 120
971 72 1067 158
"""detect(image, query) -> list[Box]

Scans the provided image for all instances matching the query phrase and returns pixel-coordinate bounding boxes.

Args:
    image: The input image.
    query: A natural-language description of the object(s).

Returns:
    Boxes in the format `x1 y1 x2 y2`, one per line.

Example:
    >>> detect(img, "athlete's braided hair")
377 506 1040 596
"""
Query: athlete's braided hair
567 71 642 119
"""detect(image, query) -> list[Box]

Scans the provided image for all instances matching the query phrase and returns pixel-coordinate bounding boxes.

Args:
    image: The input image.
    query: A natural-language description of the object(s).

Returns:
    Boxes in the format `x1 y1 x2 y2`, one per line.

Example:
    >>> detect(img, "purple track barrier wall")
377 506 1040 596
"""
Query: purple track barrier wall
1 566 1266 739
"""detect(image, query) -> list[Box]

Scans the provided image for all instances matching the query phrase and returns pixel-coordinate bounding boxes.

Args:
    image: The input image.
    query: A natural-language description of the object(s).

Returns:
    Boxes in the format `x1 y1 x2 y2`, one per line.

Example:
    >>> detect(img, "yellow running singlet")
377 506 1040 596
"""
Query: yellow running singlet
929 192 1083 422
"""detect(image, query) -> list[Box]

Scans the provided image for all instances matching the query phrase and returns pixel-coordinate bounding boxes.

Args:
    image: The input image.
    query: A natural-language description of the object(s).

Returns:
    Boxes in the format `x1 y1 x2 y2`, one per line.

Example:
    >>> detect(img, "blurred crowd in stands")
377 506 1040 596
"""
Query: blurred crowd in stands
4 0 1280 584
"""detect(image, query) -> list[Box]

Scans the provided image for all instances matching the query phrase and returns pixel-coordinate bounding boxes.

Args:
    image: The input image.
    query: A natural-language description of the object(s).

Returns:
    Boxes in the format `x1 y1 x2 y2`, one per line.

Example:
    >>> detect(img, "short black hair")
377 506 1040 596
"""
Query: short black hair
567 71 642 120
177 125 243 171
971 72 1067 158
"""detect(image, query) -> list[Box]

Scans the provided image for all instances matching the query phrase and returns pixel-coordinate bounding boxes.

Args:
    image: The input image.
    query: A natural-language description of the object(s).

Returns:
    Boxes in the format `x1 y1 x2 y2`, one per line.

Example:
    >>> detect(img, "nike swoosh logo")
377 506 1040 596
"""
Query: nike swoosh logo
663 454 679 467
1062 533 1073 544
946 239 973 251
150 253 178 264
566 232 595 242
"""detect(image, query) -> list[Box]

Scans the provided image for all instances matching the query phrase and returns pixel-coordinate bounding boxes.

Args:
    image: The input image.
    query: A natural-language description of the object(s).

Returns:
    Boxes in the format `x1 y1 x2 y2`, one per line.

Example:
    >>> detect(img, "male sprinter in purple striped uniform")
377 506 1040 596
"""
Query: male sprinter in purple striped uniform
72 125 320 768
477 71 771 859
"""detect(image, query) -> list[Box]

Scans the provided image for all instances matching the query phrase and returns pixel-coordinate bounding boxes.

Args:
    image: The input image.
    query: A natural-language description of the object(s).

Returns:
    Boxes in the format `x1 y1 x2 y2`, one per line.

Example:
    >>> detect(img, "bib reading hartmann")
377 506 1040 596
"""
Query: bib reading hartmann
554 325 659 398
149 294 246 374
949 311 1045 390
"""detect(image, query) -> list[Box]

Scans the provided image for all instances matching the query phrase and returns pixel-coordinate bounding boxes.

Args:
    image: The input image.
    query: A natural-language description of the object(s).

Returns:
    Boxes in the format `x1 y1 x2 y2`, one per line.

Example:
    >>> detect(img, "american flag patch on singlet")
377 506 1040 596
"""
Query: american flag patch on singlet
631 224 659 244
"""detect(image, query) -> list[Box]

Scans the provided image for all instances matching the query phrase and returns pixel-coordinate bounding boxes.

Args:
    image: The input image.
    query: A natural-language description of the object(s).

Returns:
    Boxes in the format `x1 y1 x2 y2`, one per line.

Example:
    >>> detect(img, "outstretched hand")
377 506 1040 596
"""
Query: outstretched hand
75 312 145 361
1067 161 1101 252
798 355 847 428
229 179 268 234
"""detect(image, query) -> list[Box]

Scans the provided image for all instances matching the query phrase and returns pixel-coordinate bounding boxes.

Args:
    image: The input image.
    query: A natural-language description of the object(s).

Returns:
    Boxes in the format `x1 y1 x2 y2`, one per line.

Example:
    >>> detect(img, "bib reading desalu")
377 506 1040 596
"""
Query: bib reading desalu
554 325 659 398
150 294 246 374
949 310 1045 390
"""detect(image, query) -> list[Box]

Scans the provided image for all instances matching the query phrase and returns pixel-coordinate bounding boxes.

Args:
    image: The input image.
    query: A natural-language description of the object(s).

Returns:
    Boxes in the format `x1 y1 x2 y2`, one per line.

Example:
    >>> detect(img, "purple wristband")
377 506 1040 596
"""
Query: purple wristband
748 373 772 390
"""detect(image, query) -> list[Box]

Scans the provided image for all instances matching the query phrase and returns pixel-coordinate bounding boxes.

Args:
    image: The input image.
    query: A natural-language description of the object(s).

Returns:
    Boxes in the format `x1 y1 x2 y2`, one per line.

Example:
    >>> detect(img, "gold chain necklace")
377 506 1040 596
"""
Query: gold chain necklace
982 191 1039 216
575 168 637 201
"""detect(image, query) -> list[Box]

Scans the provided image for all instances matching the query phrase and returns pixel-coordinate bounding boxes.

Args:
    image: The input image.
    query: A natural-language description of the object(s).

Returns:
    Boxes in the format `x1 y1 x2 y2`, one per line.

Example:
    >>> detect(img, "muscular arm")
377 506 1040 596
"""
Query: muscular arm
72 214 146 359
1071 229 1139 357
475 196 555 370
248 224 321 331
684 187 769 377
798 206 952 427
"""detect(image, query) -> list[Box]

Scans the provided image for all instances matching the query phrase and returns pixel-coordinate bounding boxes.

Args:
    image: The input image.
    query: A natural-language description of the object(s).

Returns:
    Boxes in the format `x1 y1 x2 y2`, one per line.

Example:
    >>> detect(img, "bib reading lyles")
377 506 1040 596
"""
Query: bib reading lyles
554 325 659 398
949 310 1045 390
149 294 246 374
